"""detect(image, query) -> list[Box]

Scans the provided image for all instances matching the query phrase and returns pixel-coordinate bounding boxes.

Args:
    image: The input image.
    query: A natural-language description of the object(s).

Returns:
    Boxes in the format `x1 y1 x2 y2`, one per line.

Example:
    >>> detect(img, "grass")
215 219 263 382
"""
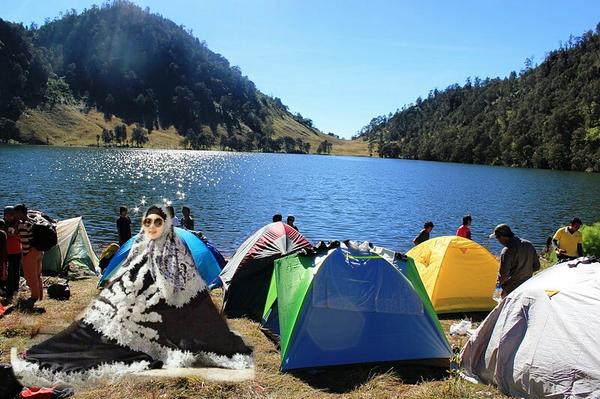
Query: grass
16 105 183 149
15 104 371 156
0 279 508 399
267 107 370 156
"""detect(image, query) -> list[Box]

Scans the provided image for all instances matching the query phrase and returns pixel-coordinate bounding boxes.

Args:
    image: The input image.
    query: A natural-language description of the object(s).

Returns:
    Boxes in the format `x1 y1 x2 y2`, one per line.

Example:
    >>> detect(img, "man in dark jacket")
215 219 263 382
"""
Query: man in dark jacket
116 206 132 245
413 221 434 246
490 224 540 297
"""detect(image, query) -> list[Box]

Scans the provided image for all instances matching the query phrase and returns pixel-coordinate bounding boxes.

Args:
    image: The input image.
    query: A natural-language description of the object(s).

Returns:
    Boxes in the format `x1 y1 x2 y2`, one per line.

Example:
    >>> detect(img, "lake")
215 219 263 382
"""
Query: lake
1 145 600 256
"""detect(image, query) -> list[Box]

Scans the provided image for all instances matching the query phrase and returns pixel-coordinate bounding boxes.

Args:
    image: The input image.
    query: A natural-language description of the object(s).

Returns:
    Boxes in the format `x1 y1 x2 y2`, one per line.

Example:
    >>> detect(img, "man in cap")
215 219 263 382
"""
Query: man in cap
490 224 540 297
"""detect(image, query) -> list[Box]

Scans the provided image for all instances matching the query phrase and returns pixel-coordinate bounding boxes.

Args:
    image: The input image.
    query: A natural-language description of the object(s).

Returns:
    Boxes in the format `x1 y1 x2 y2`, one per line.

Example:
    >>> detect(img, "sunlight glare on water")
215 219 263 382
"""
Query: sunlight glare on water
1 145 600 256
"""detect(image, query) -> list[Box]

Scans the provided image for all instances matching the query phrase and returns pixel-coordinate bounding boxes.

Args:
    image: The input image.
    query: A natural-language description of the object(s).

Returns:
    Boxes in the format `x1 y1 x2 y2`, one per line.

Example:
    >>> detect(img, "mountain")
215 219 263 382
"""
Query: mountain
358 24 600 171
0 1 367 155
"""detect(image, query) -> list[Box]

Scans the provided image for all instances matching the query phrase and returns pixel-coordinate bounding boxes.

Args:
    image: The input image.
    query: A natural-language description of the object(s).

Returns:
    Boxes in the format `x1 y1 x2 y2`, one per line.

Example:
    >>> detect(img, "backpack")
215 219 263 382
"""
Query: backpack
47 282 70 300
30 215 58 251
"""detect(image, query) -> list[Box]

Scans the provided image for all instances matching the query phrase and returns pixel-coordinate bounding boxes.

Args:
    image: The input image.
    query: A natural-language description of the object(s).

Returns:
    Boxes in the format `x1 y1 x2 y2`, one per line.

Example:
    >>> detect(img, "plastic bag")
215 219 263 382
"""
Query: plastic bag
449 319 472 336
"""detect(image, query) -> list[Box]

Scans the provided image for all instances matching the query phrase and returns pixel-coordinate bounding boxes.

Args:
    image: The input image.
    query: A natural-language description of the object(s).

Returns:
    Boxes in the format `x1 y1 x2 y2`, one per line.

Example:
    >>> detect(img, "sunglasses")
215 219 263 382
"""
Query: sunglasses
143 216 164 228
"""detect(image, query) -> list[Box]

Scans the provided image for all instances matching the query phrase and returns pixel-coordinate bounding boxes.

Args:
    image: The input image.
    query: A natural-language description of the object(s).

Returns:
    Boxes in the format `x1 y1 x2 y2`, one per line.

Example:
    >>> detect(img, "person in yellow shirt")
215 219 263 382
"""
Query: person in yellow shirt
553 217 583 262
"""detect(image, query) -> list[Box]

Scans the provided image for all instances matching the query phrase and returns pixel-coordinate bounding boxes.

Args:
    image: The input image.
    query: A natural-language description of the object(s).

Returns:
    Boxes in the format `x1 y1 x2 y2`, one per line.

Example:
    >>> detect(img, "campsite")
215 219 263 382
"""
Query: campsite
3 1 600 398
3 214 599 398
1 275 507 399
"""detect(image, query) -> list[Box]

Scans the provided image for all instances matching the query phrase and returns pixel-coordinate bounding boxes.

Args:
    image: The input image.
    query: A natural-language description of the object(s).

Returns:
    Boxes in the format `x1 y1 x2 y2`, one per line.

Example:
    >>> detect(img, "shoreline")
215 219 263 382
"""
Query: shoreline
0 142 373 158
4 142 598 172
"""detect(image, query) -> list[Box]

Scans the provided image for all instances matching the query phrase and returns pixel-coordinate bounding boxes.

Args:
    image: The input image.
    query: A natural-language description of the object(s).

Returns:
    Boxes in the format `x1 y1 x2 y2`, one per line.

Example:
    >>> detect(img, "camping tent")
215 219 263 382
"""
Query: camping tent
42 217 99 276
99 227 222 287
407 236 499 313
460 258 600 398
262 241 451 371
220 222 311 320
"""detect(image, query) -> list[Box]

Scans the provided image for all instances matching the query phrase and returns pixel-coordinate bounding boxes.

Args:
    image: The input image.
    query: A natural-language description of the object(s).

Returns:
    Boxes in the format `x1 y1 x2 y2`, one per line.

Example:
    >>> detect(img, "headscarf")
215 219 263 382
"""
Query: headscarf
114 205 205 307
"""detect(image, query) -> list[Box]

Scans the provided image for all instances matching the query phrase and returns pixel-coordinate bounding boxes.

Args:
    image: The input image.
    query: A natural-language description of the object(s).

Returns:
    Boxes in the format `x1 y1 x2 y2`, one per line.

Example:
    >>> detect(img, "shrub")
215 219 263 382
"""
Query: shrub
582 223 600 257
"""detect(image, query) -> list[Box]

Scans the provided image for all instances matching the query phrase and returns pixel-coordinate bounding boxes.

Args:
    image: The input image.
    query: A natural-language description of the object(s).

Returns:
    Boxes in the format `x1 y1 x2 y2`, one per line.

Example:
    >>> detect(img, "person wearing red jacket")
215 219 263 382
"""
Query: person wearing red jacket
3 206 22 303
456 214 472 240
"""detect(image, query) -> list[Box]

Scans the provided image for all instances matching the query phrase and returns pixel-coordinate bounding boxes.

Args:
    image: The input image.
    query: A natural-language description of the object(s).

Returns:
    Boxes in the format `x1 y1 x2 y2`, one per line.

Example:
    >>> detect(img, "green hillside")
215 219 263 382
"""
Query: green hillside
358 24 600 171
0 2 367 156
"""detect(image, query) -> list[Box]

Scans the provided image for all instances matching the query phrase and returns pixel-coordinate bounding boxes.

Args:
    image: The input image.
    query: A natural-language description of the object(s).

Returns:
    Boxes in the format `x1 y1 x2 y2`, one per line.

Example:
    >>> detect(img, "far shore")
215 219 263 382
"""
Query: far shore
1 141 374 158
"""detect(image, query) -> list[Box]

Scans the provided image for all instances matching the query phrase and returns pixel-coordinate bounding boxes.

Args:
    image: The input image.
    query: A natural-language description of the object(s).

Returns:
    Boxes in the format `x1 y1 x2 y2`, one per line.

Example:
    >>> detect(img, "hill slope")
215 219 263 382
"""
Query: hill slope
15 103 368 155
358 24 600 171
1 2 367 156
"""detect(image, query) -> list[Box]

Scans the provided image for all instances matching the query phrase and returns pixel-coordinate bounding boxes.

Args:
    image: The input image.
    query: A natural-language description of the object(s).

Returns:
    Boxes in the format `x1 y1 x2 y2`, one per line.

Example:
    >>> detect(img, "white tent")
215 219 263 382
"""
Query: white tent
461 258 600 398
42 217 99 276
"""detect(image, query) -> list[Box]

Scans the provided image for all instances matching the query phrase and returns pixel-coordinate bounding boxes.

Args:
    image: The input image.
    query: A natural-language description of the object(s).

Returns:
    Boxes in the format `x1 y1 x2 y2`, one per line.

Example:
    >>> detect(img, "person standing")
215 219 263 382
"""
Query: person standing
166 206 180 228
14 204 44 303
181 206 194 231
286 215 299 231
116 206 132 245
272 214 282 223
3 206 22 302
490 224 540 297
552 217 583 262
0 220 8 301
456 215 472 239
413 221 434 246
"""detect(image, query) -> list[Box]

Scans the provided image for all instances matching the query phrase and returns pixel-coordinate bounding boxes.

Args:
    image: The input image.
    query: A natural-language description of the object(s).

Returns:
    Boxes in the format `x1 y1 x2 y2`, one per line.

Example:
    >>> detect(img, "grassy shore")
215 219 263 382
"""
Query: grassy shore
0 278 508 399
14 105 370 157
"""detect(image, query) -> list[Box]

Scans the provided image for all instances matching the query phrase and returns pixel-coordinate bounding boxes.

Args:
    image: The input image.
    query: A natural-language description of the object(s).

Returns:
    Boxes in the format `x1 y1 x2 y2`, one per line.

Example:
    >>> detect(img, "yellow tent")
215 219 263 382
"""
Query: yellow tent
406 236 499 313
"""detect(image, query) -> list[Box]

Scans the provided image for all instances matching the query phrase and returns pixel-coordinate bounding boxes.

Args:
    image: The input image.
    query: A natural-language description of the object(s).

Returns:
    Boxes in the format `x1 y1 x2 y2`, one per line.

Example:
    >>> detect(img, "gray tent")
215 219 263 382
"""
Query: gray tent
461 258 600 398
43 217 99 276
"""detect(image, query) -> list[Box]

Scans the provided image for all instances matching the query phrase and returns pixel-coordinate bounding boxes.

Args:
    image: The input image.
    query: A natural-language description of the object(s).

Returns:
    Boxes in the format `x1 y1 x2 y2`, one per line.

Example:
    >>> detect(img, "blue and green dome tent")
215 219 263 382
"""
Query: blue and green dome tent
99 227 222 287
262 241 451 371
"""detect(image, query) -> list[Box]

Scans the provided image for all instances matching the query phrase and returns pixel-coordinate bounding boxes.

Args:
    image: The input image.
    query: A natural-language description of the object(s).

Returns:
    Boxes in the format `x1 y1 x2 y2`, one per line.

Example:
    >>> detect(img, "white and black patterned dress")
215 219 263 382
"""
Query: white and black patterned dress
15 223 252 385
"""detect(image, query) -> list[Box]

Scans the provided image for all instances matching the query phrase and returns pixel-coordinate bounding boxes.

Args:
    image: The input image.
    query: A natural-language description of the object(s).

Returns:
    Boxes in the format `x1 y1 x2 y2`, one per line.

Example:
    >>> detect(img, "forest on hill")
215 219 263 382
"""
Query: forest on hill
358 24 600 172
0 1 335 154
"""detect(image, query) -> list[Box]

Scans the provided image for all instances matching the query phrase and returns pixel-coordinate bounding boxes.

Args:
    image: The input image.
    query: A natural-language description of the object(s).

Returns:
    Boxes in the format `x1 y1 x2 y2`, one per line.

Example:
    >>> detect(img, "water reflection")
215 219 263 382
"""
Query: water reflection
1 145 600 256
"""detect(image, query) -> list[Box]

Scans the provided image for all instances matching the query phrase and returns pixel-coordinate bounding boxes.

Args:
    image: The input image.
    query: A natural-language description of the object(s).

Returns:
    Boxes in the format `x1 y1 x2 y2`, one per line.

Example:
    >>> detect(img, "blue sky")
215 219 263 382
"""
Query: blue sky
2 1 600 138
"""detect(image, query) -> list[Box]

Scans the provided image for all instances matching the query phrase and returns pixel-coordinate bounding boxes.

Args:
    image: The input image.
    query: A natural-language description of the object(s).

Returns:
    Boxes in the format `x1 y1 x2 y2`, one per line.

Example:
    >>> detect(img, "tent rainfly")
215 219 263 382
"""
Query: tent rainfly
99 227 222 287
407 236 499 313
43 217 99 276
220 222 312 321
262 241 451 371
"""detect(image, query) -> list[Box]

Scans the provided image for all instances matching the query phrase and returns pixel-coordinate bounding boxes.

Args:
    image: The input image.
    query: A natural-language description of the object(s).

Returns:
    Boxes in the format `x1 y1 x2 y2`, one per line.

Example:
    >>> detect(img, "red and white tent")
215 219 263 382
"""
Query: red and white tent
220 222 311 320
